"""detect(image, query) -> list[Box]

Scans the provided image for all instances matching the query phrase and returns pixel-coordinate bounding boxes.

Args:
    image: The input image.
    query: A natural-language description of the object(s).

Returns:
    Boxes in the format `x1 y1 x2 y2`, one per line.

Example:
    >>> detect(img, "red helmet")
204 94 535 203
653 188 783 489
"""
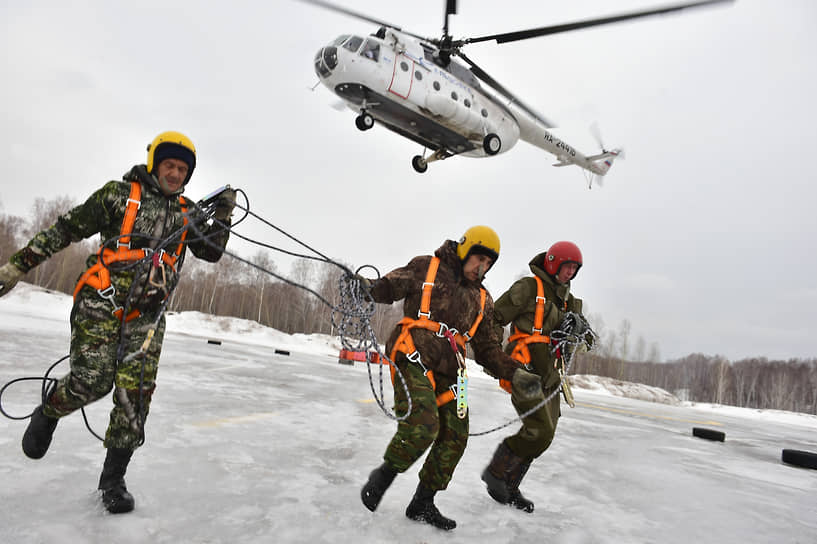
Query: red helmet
544 241 583 279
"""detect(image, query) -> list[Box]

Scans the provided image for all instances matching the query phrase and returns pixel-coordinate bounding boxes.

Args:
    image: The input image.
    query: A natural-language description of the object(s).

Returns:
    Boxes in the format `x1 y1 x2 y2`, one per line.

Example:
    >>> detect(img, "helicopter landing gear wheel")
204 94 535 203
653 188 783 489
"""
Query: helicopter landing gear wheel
483 133 501 155
355 112 374 131
411 148 452 173
412 155 428 173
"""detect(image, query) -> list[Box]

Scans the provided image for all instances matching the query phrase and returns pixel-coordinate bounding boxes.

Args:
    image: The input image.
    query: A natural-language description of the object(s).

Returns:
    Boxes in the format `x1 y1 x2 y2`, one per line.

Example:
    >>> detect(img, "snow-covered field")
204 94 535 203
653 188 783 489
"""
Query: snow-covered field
1 284 815 543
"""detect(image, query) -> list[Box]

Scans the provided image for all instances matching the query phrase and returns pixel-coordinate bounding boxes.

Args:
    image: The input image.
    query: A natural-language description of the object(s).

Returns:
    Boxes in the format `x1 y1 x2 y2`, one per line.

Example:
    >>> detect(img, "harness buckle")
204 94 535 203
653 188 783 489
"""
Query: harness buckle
417 310 431 319
435 322 449 338
435 322 459 338
406 350 431 375
97 286 124 315
97 285 116 300
126 197 142 210
533 327 543 334
116 240 132 250
535 296 546 303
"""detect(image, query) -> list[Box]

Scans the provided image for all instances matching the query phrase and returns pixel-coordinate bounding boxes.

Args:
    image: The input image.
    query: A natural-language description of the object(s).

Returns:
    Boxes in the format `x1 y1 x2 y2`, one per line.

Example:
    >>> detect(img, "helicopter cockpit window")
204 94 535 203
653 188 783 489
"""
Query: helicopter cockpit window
332 35 350 47
343 35 364 53
360 40 380 61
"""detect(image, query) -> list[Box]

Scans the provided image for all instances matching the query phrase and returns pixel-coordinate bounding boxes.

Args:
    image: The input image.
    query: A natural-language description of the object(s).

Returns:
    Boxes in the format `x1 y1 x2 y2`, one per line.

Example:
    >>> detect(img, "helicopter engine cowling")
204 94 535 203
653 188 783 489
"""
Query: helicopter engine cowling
425 93 457 119
425 94 483 134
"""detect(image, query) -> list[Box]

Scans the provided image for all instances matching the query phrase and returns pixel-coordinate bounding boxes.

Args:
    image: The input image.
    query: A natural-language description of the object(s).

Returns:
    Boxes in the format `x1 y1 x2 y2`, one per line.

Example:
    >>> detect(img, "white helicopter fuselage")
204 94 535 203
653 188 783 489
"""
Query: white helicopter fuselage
314 28 619 176
315 29 518 157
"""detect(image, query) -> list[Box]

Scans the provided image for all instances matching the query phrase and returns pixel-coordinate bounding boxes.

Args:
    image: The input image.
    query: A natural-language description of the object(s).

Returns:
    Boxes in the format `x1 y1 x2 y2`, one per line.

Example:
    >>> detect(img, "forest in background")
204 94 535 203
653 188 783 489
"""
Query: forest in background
2 196 814 415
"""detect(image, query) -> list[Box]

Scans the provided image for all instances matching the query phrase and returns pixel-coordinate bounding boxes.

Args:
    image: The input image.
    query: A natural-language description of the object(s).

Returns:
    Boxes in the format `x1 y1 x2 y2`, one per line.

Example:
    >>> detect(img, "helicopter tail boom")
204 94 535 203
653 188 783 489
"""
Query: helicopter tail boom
518 119 621 177
584 149 622 176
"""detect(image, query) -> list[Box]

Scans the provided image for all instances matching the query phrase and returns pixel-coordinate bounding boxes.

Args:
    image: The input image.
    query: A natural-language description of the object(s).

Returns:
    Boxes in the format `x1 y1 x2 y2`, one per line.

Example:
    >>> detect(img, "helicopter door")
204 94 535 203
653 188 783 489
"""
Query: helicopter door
388 53 414 99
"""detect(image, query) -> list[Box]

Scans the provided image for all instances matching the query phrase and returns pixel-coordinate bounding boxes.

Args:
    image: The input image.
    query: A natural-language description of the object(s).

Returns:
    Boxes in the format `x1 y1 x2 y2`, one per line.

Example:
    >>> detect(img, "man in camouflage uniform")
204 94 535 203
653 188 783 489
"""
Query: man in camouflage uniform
0 131 235 514
482 241 590 513
358 225 544 531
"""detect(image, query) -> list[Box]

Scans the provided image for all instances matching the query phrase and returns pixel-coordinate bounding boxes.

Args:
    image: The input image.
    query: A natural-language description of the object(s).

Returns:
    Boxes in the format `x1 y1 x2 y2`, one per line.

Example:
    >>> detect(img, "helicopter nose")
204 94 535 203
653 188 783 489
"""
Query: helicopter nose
314 45 338 79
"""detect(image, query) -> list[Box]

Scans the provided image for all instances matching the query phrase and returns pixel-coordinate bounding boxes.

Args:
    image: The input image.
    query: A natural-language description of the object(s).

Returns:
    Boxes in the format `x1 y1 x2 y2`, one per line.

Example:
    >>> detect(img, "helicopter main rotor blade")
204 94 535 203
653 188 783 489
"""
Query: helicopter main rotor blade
296 0 432 42
443 0 457 38
296 0 401 30
460 0 732 46
457 51 556 129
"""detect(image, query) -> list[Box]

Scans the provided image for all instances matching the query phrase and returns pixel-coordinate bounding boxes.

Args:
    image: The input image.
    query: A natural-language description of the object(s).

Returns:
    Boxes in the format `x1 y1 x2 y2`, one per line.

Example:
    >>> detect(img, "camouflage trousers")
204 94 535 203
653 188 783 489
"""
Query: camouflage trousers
505 381 561 460
43 291 166 450
383 359 468 492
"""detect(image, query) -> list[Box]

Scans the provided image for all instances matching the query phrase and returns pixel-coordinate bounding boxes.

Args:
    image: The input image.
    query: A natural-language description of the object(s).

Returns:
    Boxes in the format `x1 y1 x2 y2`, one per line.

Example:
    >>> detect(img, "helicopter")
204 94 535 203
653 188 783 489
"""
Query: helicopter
303 0 732 179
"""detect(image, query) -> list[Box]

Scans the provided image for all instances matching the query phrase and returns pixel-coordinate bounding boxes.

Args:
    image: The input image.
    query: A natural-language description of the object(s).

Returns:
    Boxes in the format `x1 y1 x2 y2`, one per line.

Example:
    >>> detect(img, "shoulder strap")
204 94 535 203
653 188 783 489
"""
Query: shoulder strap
418 256 440 319
532 276 546 333
118 181 142 249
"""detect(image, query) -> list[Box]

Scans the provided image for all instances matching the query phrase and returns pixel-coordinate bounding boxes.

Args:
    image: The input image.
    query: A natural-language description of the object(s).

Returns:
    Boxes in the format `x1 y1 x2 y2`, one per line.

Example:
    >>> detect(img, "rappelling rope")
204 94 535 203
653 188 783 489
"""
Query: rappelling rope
186 193 413 421
468 312 597 437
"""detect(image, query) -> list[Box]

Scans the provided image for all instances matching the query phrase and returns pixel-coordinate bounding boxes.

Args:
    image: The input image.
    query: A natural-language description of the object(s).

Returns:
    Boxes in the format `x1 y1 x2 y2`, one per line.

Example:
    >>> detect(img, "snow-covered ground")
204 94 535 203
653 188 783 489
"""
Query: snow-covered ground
1 284 815 543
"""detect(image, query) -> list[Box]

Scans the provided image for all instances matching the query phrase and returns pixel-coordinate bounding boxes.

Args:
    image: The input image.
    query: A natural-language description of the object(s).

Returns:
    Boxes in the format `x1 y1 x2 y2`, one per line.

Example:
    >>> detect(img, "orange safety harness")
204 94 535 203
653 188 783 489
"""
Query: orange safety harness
72 181 188 322
499 276 567 393
388 257 485 412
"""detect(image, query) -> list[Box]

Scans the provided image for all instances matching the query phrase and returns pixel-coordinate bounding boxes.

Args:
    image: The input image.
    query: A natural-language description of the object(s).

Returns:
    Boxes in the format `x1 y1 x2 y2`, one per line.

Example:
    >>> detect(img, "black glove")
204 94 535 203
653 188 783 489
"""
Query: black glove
560 312 586 337
511 368 544 403
214 189 237 222
0 262 25 298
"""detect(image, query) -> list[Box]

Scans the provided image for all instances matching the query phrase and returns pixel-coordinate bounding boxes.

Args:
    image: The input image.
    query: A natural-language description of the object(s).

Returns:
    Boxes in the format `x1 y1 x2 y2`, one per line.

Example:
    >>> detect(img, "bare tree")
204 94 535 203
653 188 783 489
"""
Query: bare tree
634 335 647 362
0 211 25 262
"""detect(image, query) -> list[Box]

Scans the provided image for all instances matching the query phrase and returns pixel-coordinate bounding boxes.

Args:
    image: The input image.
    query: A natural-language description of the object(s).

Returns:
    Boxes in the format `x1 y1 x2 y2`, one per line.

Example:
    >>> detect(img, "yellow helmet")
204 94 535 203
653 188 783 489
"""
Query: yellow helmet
457 225 500 262
146 130 197 183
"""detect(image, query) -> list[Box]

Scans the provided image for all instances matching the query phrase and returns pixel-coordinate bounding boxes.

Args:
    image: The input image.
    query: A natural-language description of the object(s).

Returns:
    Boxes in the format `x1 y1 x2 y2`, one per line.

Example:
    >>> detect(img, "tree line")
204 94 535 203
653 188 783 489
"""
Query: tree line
2 196 814 415
571 351 816 415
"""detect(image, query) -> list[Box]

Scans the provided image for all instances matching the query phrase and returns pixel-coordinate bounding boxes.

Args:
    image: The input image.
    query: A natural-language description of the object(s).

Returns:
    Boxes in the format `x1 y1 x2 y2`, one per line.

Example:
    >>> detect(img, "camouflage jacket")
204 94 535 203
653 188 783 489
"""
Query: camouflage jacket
492 251 585 389
370 240 519 382
10 165 229 312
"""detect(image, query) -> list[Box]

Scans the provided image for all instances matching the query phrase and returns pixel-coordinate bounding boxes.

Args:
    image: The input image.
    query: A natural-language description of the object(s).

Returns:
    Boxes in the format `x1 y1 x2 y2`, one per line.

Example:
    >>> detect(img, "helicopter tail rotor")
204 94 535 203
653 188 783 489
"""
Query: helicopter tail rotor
588 147 623 169
588 122 625 168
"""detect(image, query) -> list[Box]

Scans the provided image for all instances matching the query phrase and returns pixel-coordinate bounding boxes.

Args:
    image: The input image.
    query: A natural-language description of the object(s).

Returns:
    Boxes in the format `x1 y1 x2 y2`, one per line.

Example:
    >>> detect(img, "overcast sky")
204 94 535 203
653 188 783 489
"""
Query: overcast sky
2 0 815 362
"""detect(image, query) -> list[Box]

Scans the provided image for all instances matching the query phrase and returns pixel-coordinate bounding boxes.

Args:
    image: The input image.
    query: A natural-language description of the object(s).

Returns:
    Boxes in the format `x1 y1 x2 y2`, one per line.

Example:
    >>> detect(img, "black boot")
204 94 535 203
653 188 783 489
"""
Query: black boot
481 441 520 504
361 462 397 512
405 483 456 531
22 405 59 459
507 460 534 513
98 448 135 514
482 441 534 510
